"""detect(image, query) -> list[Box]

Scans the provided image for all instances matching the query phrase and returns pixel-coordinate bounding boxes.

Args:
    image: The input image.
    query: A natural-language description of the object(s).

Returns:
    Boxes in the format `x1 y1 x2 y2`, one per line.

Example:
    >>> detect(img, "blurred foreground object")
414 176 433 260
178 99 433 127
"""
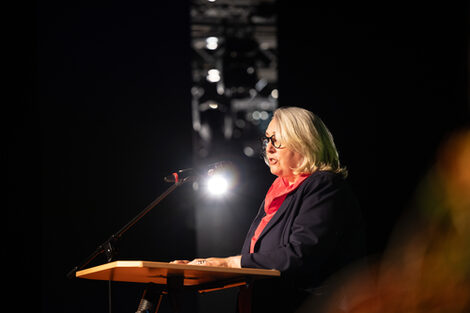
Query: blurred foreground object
310 128 470 313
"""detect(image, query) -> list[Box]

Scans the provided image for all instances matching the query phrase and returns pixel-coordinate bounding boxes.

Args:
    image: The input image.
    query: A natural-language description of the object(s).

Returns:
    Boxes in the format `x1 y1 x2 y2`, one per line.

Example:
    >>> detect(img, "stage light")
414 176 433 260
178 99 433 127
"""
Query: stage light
252 111 261 120
207 174 229 196
206 37 219 50
243 146 255 157
260 111 269 120
206 69 221 83
204 163 240 197
271 89 278 99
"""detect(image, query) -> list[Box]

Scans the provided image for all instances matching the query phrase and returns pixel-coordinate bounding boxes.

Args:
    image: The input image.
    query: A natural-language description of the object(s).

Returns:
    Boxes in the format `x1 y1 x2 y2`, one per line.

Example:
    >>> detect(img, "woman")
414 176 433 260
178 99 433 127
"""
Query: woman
173 106 367 312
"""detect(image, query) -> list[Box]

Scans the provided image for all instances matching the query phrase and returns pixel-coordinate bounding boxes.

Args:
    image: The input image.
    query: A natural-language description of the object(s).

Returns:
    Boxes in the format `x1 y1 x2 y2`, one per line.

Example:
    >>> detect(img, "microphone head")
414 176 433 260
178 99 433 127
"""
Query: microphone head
163 173 179 183
164 168 194 183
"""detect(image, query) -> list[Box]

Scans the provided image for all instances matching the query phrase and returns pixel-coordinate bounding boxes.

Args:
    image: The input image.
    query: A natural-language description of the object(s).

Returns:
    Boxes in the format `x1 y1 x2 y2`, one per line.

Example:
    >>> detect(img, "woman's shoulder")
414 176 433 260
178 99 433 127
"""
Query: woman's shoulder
301 170 346 190
306 170 345 182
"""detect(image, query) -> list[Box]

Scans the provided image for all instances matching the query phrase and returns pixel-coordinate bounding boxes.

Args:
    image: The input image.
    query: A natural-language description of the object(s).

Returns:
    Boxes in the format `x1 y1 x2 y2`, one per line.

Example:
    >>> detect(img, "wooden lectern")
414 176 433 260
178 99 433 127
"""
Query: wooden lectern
76 260 280 312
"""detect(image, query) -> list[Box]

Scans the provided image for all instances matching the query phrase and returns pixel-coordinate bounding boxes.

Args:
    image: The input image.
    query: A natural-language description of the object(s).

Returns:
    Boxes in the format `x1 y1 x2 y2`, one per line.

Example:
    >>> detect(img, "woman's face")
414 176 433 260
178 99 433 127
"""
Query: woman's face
265 118 303 183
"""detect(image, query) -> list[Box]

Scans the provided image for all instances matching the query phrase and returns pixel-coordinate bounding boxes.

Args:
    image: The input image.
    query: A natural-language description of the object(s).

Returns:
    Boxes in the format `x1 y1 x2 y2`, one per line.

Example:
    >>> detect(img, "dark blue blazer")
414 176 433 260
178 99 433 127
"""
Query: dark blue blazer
240 170 366 291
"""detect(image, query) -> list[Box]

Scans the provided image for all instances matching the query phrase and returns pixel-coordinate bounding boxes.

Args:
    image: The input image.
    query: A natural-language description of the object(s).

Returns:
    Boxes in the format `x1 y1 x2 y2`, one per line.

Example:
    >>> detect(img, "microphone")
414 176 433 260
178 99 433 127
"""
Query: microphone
163 168 193 183
164 161 233 183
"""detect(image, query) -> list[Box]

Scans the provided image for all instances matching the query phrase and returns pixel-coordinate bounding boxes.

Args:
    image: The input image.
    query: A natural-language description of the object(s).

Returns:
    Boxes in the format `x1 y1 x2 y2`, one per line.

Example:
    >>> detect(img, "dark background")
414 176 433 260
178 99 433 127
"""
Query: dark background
7 1 468 313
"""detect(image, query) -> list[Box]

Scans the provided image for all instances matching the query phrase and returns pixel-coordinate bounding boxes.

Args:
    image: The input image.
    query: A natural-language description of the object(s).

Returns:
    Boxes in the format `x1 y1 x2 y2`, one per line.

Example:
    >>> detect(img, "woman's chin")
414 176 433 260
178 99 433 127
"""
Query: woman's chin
269 167 280 176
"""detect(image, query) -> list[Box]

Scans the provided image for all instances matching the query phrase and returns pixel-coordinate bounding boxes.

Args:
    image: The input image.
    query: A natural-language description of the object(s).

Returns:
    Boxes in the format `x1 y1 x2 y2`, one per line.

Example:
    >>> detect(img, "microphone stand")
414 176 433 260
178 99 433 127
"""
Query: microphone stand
66 175 195 312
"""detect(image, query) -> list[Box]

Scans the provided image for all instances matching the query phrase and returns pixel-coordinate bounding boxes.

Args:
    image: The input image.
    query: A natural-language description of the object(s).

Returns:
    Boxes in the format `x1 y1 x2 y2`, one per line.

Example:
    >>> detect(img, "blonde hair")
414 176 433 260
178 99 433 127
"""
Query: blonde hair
270 106 348 177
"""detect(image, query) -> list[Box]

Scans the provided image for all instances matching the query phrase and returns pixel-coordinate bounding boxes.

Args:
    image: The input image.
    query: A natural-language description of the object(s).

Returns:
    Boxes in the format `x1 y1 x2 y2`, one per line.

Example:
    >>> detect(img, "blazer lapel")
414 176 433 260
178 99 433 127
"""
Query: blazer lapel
241 201 265 254
255 194 293 243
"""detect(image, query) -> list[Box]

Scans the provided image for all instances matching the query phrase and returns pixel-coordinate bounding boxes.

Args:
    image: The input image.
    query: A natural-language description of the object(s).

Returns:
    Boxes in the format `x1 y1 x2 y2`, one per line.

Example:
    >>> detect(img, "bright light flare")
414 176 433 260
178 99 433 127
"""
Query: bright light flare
206 69 221 82
205 36 219 50
206 174 229 196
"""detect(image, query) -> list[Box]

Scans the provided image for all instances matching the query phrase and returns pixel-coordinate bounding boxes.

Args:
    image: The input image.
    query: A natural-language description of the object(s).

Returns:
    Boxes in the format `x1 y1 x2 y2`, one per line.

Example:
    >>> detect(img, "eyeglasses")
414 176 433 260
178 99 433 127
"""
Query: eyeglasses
262 134 282 149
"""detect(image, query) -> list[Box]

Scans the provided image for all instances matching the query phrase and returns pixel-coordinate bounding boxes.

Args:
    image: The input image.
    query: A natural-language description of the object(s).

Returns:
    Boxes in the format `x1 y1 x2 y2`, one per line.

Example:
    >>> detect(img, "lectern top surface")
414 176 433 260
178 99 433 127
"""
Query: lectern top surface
76 260 280 287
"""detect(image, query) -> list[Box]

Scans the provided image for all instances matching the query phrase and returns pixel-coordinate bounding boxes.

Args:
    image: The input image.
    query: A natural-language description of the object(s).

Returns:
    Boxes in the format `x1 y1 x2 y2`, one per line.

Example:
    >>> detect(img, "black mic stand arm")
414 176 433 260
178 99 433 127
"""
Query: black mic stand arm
67 175 195 279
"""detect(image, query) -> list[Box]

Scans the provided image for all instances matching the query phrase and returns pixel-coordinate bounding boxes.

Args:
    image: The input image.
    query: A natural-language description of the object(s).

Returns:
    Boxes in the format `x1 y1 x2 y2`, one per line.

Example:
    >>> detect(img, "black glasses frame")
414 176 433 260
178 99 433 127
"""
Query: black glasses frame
261 134 282 149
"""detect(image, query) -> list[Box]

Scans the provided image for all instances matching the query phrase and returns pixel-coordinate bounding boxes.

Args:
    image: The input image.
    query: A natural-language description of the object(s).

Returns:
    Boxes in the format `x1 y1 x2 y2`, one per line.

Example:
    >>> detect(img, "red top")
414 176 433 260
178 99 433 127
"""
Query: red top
250 174 310 253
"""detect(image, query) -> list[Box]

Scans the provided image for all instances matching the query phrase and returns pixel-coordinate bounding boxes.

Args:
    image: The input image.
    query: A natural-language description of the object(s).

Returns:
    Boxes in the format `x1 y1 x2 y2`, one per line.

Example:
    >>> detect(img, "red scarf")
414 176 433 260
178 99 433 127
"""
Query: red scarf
250 174 310 253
